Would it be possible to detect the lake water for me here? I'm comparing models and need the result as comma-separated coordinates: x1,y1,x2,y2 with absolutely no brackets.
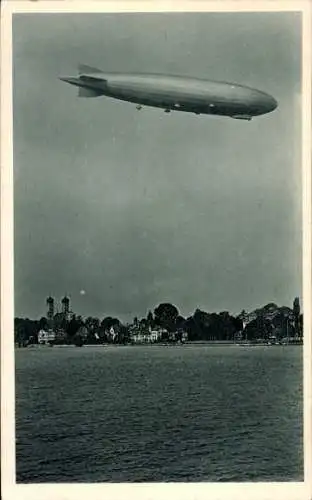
15,345,303,482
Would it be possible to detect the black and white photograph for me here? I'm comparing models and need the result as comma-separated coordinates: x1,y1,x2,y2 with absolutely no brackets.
1,1,311,499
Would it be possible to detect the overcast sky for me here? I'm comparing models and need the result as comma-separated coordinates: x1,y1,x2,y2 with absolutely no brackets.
13,11,302,322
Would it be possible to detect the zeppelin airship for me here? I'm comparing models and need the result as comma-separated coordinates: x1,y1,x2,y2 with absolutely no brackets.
59,64,278,121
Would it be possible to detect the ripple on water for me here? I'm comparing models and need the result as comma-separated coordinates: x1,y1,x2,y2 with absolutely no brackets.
15,345,303,482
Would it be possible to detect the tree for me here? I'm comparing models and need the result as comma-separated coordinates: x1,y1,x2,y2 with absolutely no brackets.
218,311,238,341
14,318,39,346
146,310,154,327
192,309,210,339
299,313,303,338
140,318,148,328
154,303,179,332
66,316,82,338
272,311,293,340
15,318,27,346
293,297,300,337
101,316,120,330
116,324,130,344
73,334,84,347
100,317,120,341
39,317,48,330
244,316,272,341
176,315,186,329
184,315,202,341
100,317,120,343
244,319,258,341
233,315,244,332
85,317,100,333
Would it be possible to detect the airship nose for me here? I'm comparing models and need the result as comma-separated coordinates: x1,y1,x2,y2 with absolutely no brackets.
261,93,278,113
252,91,278,116
267,95,278,111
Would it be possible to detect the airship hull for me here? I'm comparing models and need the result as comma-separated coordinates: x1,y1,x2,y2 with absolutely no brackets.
60,71,278,120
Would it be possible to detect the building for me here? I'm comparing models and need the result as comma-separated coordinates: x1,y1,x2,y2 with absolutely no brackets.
46,296,55,329
38,328,67,344
38,329,56,344
130,325,168,343
181,331,188,342
148,326,166,342
131,331,146,343
44,295,74,332
61,295,74,321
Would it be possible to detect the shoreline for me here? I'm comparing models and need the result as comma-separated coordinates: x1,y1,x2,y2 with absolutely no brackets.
17,341,303,349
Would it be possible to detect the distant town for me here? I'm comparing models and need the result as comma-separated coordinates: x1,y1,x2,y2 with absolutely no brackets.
14,296,303,347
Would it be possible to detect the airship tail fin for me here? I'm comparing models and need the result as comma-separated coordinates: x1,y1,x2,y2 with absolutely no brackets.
78,63,102,74
78,86,103,98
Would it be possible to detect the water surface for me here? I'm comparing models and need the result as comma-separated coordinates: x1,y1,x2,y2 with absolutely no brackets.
15,345,303,482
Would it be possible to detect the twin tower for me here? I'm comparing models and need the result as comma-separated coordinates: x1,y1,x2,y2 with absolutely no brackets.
46,295,71,323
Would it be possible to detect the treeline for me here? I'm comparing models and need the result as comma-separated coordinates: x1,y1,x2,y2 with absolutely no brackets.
14,315,129,347
14,299,303,347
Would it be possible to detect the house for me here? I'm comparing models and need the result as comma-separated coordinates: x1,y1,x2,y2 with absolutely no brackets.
38,329,56,344
131,331,146,343
148,326,163,342
181,331,188,342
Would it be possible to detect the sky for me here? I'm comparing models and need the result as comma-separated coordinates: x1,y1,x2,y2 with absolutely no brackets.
13,11,302,322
